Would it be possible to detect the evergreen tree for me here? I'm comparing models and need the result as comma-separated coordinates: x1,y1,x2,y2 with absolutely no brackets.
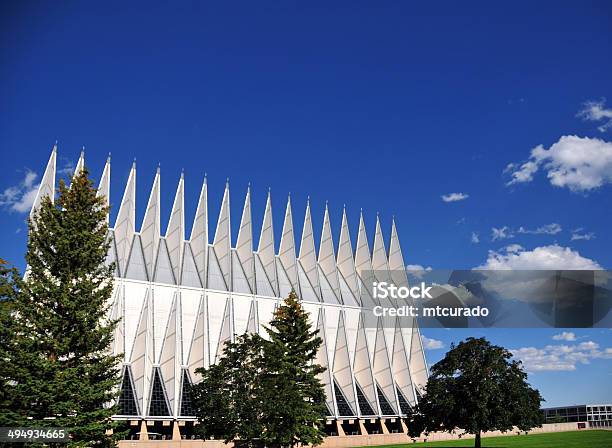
406,337,543,448
0,258,25,427
260,290,327,448
6,169,123,446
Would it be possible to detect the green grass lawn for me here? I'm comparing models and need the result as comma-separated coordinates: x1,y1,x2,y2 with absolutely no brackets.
361,430,612,447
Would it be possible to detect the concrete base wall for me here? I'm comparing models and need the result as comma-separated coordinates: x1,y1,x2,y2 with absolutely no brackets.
118,422,588,448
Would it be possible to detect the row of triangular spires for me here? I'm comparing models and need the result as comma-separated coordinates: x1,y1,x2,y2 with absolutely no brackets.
32,147,412,306
108,281,428,419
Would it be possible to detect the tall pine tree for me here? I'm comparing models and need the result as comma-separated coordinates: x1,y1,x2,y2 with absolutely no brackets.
0,258,25,427
8,168,123,446
260,290,327,448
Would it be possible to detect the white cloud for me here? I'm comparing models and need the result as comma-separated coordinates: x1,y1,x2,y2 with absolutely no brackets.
504,244,523,254
505,135,612,192
552,331,576,341
512,340,612,372
0,169,40,214
491,223,562,242
504,160,539,184
478,244,601,270
517,223,562,235
406,264,432,279
571,231,595,241
422,336,444,350
471,232,480,244
512,347,575,371
57,159,75,177
441,192,469,203
578,341,599,351
12,188,39,213
491,226,514,241
473,245,603,303
578,99,612,133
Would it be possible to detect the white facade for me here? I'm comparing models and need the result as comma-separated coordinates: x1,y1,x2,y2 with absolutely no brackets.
31,146,428,421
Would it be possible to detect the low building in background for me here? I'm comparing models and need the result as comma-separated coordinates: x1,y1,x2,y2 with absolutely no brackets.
542,404,612,428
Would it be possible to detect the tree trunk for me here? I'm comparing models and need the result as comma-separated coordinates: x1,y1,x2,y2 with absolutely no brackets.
474,431,481,448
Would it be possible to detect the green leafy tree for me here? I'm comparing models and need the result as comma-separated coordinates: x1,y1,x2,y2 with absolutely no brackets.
191,333,266,446
406,337,543,448
4,169,123,447
192,291,327,448
260,290,327,448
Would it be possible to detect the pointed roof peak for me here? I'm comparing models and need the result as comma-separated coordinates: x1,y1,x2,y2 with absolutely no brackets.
180,169,185,179
190,172,209,283
391,217,400,236
114,159,136,276
73,150,85,178
30,143,58,218
257,187,276,292
298,194,318,295
279,191,297,287
140,166,161,276
166,171,186,280
237,182,254,288
107,152,111,162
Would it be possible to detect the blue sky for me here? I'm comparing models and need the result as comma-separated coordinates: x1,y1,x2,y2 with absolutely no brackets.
1,1,611,407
